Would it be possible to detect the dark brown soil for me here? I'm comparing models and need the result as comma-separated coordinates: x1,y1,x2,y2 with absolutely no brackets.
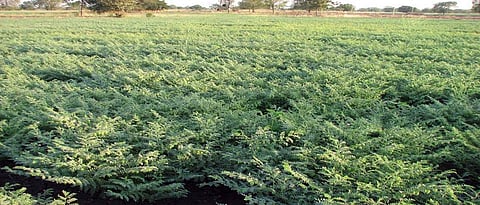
0,160,245,205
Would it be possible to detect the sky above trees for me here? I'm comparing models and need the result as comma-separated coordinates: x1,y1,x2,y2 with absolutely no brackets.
165,0,473,9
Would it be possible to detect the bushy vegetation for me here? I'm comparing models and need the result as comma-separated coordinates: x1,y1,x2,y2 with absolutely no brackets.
0,184,77,205
0,15,479,204
85,0,167,13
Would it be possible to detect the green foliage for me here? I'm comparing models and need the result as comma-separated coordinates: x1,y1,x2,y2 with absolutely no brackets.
50,191,78,205
188,4,205,10
263,0,287,13
433,1,458,14
0,184,78,205
334,3,355,11
86,0,137,13
138,0,167,11
397,5,417,13
294,0,333,12
0,184,37,205
0,16,479,204
238,0,267,12
474,3,480,13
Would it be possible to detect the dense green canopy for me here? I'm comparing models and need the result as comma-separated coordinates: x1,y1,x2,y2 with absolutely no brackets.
85,0,167,13
0,15,479,204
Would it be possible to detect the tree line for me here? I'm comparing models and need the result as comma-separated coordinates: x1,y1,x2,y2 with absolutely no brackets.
357,2,462,14
227,0,352,14
235,0,473,14
1,0,478,14
1,0,168,11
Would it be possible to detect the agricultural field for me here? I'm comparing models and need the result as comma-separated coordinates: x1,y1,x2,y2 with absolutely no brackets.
0,15,479,204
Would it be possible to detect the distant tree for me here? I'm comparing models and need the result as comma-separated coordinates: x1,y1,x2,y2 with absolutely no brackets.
382,7,395,12
474,4,480,13
335,3,354,11
138,0,167,10
65,0,81,9
219,0,234,12
264,0,286,13
238,0,248,9
295,0,333,15
433,1,457,14
189,4,205,10
451,9,469,13
20,0,36,9
397,5,417,13
86,0,137,13
421,8,433,13
34,0,62,10
239,0,265,12
358,7,381,12
0,0,20,8
209,4,219,10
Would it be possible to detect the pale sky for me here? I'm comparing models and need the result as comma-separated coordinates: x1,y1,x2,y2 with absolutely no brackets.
165,0,473,9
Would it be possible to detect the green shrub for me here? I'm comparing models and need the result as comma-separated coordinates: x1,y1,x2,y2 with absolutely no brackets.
0,184,78,205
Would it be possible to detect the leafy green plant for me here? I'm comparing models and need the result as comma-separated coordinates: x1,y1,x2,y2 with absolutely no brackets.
0,16,478,204
0,184,37,205
0,184,78,205
50,191,78,205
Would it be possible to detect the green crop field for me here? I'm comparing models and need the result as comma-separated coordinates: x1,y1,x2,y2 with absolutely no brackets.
0,15,479,204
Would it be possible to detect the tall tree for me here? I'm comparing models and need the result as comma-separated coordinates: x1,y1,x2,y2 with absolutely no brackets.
433,1,457,14
295,0,334,14
264,0,286,14
295,0,333,15
86,0,137,13
239,0,264,12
